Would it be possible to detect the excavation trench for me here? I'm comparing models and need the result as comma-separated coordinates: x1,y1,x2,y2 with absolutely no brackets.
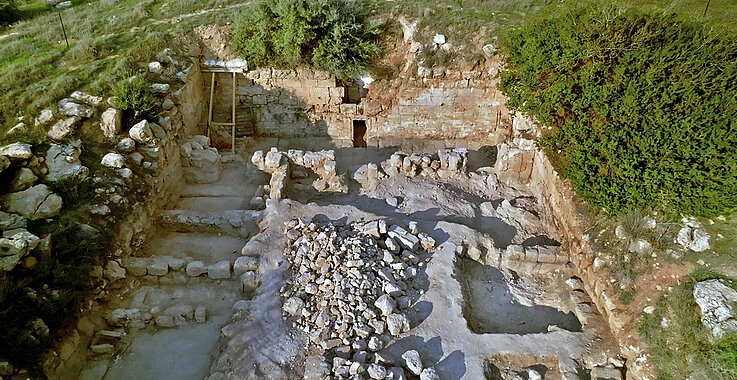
60,54,622,380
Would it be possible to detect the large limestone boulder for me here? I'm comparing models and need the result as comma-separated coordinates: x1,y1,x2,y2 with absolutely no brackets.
45,141,89,183
69,91,103,106
0,143,32,159
1,184,63,220
100,108,122,139
0,229,40,272
694,279,737,339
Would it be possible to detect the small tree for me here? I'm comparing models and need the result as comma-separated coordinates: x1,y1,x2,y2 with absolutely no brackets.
232,0,381,80
112,77,157,124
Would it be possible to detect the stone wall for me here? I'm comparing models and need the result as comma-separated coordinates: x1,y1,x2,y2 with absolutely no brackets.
208,65,512,148
496,114,651,379
49,64,206,378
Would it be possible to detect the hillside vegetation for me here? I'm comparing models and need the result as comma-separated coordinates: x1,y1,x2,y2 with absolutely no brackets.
231,0,381,80
500,7,737,218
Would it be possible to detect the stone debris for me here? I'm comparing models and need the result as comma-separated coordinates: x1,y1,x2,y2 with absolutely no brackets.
58,98,95,119
10,168,38,192
280,218,434,378
693,279,737,339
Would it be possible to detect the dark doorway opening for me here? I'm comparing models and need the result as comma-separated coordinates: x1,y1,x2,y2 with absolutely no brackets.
352,120,367,148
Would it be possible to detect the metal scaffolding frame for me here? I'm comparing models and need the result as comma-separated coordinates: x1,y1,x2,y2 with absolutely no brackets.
202,66,243,153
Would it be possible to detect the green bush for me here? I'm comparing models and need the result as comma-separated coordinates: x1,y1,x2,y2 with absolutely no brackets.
231,0,381,80
499,7,737,217
0,0,18,24
112,76,157,123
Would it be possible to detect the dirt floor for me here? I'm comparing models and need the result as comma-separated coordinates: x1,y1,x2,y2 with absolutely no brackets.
69,136,621,380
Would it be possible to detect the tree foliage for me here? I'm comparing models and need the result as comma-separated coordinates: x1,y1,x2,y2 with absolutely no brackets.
500,7,737,217
231,0,381,80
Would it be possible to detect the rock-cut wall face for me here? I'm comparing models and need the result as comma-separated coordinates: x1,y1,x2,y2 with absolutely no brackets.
208,64,513,147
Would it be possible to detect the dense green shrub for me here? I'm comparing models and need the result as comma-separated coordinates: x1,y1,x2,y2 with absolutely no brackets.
231,0,381,80
500,7,737,217
112,76,158,123
0,0,18,24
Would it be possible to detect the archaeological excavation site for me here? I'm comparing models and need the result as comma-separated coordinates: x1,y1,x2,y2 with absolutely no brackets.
1,1,736,380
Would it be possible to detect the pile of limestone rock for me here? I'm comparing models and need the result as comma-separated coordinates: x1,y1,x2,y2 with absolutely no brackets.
280,217,439,379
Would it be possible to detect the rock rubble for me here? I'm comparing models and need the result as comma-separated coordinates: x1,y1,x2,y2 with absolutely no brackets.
280,218,436,378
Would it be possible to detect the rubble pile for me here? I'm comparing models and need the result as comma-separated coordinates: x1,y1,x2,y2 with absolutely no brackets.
280,218,437,378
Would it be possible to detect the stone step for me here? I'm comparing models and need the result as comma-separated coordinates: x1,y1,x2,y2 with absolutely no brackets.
157,209,261,237
175,196,249,211
143,232,245,262
180,184,244,198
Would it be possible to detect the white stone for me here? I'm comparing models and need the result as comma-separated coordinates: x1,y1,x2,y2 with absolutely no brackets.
386,313,410,335
420,367,440,380
129,120,154,144
151,83,170,94
101,152,125,168
694,279,737,339
58,99,94,118
45,142,88,182
283,297,305,316
148,61,163,73
100,108,122,139
433,34,446,45
116,137,136,153
401,350,422,375
48,117,80,140
0,229,40,272
0,142,32,159
35,109,54,126
374,295,396,316
70,91,102,106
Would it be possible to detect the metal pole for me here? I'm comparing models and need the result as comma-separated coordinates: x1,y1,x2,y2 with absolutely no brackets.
58,12,69,48
704,0,711,16
232,71,236,154
207,72,215,140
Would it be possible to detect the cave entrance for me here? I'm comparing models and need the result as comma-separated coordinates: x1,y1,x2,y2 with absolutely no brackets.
352,120,367,148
